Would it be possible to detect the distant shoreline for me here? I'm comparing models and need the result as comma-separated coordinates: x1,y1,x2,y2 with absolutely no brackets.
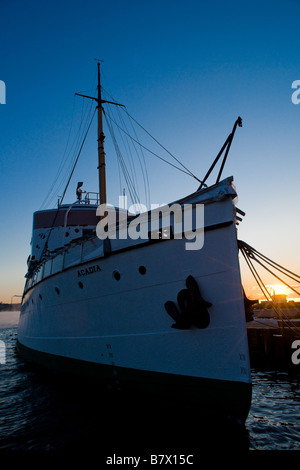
0,303,21,312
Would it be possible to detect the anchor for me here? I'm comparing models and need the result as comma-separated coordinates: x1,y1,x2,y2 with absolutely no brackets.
164,275,211,329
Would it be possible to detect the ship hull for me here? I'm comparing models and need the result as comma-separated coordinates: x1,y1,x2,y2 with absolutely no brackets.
17,180,252,423
17,340,251,423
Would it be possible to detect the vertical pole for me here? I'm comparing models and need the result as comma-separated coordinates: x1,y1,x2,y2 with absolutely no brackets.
97,62,107,205
216,116,242,184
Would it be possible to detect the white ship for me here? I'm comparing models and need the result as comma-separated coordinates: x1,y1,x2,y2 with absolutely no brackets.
17,63,252,423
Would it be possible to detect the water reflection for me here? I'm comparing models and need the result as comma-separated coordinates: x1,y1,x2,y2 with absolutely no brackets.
247,369,300,450
1,328,299,451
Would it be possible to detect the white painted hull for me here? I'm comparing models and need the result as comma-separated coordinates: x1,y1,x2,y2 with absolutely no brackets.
18,179,252,422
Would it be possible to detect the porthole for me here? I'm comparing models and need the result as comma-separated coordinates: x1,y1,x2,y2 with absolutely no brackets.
112,270,121,281
78,281,84,289
55,287,60,295
138,265,146,275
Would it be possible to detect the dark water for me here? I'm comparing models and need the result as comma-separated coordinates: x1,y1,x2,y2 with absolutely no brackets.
1,325,300,456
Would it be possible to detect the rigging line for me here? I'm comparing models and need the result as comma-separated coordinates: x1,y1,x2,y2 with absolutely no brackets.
115,106,145,198
267,299,300,336
53,100,95,203
249,255,300,298
241,250,268,300
123,108,202,184
47,96,88,208
242,254,300,336
103,110,140,206
59,107,96,206
240,248,272,300
40,94,77,210
107,110,122,197
240,240,300,280
250,318,279,330
104,101,150,207
107,105,140,199
100,85,202,184
248,245,300,282
240,240,300,292
251,251,300,285
42,96,95,209
119,106,151,208
62,98,94,179
240,245,272,299
105,113,199,179
240,246,300,335
63,100,93,170
104,109,136,202
41,95,90,208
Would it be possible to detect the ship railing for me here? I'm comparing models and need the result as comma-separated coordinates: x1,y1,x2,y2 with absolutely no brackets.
24,197,210,294
25,206,143,291
24,212,156,293
79,191,100,205
24,230,105,292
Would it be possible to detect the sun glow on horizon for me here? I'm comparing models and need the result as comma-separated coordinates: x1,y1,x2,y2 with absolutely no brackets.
243,282,300,302
268,284,292,297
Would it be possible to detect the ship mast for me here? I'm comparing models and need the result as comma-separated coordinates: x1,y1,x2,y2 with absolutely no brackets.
96,61,106,205
76,61,124,205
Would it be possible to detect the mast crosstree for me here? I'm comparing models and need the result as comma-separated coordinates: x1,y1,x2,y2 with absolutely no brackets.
75,61,124,205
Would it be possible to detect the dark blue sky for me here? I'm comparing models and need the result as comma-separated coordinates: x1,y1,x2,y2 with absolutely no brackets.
1,0,300,301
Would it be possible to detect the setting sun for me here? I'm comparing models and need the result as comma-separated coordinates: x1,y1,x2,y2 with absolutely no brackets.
268,284,292,297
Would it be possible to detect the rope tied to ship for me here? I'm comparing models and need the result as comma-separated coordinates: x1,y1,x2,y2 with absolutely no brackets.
238,240,300,337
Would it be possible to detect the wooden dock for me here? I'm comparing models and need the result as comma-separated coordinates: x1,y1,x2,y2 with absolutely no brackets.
247,319,300,369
